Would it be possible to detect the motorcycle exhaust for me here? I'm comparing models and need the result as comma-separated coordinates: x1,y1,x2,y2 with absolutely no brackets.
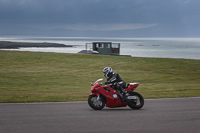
126,96,138,100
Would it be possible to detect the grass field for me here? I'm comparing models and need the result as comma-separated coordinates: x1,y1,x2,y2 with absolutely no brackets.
0,50,200,103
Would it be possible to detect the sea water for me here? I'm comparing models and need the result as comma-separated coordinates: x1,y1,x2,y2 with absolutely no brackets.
0,37,200,60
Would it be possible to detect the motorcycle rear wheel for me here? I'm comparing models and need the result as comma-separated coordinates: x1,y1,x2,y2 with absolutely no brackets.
88,95,105,110
127,92,144,109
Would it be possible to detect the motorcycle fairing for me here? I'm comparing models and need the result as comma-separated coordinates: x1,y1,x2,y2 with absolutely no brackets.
99,86,127,107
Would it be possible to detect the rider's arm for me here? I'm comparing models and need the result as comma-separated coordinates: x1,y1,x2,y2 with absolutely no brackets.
107,72,117,83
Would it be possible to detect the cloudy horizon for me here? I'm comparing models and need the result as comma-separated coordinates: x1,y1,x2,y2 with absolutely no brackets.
0,0,200,37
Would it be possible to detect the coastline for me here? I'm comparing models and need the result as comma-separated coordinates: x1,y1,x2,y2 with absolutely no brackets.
0,41,73,49
0,37,200,60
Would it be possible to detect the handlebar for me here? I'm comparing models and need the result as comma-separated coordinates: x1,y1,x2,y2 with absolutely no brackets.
102,83,113,86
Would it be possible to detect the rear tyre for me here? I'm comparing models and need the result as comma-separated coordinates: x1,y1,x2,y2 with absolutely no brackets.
128,92,144,109
88,95,105,110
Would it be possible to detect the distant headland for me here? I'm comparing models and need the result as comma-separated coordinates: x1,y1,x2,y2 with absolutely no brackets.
0,41,73,49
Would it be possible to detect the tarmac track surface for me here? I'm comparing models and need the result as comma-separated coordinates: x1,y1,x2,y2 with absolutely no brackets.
0,97,200,133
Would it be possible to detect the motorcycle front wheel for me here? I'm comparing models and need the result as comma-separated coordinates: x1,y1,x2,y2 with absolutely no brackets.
88,95,105,110
127,92,144,109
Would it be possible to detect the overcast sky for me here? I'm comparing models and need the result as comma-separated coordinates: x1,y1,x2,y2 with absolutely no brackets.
0,0,200,37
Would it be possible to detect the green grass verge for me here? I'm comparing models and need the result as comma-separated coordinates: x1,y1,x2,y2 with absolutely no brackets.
0,50,200,103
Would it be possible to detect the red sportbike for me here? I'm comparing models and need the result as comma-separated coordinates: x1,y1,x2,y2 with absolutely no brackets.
88,78,144,110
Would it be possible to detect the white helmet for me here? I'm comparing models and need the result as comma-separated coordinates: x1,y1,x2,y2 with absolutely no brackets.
103,67,112,78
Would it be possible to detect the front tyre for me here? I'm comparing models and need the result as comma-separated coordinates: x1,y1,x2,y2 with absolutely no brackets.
88,95,105,110
128,92,144,109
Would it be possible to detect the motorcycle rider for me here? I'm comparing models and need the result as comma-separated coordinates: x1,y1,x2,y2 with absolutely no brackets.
103,67,127,99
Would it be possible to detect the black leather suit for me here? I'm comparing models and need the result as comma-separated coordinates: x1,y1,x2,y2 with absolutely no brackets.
105,71,126,92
